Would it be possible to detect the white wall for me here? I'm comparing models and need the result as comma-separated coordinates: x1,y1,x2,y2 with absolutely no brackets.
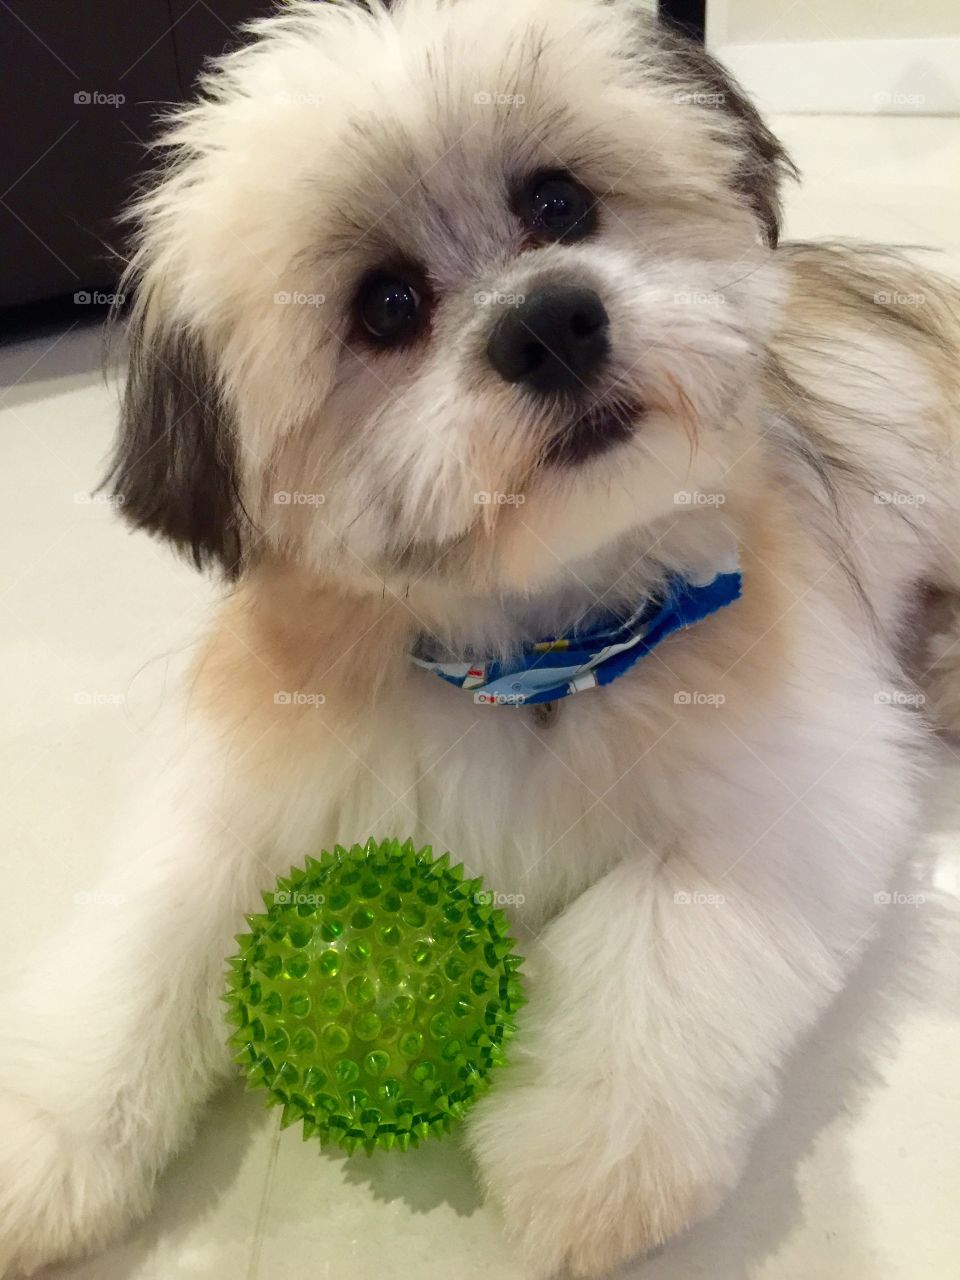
720,0,960,43
709,1,960,115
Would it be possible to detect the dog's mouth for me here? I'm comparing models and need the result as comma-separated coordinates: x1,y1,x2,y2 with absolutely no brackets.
542,396,643,467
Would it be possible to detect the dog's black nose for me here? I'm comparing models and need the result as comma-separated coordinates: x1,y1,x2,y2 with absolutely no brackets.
486,285,609,394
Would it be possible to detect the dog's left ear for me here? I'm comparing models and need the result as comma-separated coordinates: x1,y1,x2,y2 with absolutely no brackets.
105,289,247,578
653,23,797,246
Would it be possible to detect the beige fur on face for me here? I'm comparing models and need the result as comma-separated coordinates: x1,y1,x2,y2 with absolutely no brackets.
118,0,786,600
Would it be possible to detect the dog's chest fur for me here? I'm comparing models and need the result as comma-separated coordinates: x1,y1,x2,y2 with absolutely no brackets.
194,546,825,934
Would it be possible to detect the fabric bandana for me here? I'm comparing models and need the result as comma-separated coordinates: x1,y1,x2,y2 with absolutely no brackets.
411,557,742,707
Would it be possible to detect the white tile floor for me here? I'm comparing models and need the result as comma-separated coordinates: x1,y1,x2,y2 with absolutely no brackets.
1,115,959,1280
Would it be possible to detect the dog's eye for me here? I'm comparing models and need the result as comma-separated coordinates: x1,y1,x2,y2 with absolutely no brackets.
357,274,423,345
522,171,597,242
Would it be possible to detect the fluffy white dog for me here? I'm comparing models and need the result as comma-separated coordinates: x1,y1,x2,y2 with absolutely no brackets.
2,0,960,1275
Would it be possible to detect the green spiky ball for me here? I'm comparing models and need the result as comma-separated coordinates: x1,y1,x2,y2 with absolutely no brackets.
224,838,524,1154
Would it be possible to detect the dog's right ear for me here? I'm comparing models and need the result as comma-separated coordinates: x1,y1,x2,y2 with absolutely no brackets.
651,20,798,247
106,296,247,578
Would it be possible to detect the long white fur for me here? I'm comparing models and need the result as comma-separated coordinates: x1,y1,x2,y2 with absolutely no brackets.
2,1,960,1277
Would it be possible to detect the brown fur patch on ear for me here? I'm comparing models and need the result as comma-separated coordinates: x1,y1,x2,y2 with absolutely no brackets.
105,313,247,577
653,24,798,246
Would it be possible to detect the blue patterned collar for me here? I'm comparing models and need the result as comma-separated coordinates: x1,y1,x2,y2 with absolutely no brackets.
411,557,742,707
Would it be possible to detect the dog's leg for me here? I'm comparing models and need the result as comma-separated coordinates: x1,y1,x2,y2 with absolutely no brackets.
0,725,307,1277
466,701,919,1278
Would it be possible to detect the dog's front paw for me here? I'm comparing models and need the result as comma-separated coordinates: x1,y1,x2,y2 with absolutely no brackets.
466,1077,740,1279
0,1088,149,1278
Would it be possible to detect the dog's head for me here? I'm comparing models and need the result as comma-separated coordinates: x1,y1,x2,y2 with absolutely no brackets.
109,0,793,598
